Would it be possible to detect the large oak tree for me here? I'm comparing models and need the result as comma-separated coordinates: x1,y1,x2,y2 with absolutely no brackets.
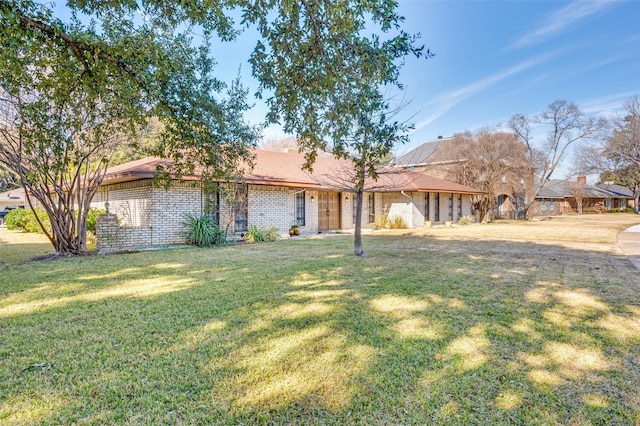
1,0,422,255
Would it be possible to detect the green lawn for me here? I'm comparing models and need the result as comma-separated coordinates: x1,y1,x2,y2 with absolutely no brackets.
1,215,640,425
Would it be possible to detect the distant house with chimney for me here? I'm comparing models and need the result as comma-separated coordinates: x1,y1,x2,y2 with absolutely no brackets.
532,176,633,216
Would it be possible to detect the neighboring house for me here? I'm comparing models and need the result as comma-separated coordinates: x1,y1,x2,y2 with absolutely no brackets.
93,149,484,250
394,136,533,220
531,177,634,216
596,182,635,210
0,188,25,224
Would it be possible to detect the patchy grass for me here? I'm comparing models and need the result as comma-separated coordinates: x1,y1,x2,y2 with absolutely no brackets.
0,228,55,265
1,214,640,425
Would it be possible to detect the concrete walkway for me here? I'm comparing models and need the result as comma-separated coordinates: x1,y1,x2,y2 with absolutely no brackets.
618,224,640,270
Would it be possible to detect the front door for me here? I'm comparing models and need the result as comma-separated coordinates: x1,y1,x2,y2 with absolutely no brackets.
317,191,340,230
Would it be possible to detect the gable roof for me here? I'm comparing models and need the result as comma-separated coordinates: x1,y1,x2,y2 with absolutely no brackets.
102,149,484,195
538,179,634,199
394,137,456,166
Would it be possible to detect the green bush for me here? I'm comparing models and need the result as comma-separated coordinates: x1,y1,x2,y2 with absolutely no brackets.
246,225,280,243
4,208,28,230
86,208,106,233
244,224,265,243
182,213,226,247
5,207,50,233
23,207,50,233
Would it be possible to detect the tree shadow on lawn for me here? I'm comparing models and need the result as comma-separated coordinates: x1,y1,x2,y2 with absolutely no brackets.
1,235,640,425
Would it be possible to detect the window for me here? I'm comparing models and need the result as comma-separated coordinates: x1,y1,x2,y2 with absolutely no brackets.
203,183,219,225
424,192,430,222
540,199,547,212
550,199,555,211
296,191,305,226
448,193,454,220
434,193,440,222
457,194,463,218
234,184,248,232
368,193,375,223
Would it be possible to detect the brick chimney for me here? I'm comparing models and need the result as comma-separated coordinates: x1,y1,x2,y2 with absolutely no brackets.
577,176,587,185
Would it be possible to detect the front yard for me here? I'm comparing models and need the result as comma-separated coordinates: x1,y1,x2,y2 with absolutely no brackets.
1,214,640,425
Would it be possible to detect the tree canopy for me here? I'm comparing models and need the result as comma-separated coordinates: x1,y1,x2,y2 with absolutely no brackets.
1,0,426,255
0,0,259,253
246,0,429,255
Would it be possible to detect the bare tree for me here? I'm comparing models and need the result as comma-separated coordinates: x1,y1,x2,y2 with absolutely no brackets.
574,95,640,212
448,129,531,222
605,96,640,211
569,179,586,214
510,99,607,218
260,137,300,152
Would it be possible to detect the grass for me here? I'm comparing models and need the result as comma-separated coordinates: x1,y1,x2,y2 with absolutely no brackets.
1,214,640,425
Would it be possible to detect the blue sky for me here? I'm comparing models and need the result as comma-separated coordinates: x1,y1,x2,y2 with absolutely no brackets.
208,0,639,166
50,0,639,171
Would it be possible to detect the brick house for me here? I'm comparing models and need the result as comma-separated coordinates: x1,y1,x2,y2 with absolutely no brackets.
394,136,533,220
93,149,483,250
531,177,634,216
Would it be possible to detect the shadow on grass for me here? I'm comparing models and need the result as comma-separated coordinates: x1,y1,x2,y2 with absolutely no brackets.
1,235,639,424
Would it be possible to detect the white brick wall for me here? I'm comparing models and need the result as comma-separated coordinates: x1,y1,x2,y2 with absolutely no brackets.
247,185,292,235
95,178,477,250
151,183,202,245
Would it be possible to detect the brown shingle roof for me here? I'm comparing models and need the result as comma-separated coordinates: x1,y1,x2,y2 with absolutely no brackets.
102,149,484,194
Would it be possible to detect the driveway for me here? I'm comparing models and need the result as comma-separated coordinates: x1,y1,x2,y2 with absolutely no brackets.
618,224,640,270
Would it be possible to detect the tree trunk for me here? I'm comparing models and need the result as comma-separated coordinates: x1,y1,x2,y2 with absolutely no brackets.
353,189,364,256
353,157,366,257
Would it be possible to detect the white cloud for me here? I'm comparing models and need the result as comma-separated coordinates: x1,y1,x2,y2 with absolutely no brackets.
411,54,552,134
581,92,635,117
506,0,620,50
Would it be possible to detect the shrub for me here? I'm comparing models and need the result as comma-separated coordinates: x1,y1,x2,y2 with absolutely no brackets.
608,208,634,213
5,208,28,230
374,214,389,229
387,215,407,229
23,207,50,234
245,224,266,243
182,213,226,247
246,225,280,243
5,207,50,233
457,215,475,225
86,208,106,233
265,227,280,242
